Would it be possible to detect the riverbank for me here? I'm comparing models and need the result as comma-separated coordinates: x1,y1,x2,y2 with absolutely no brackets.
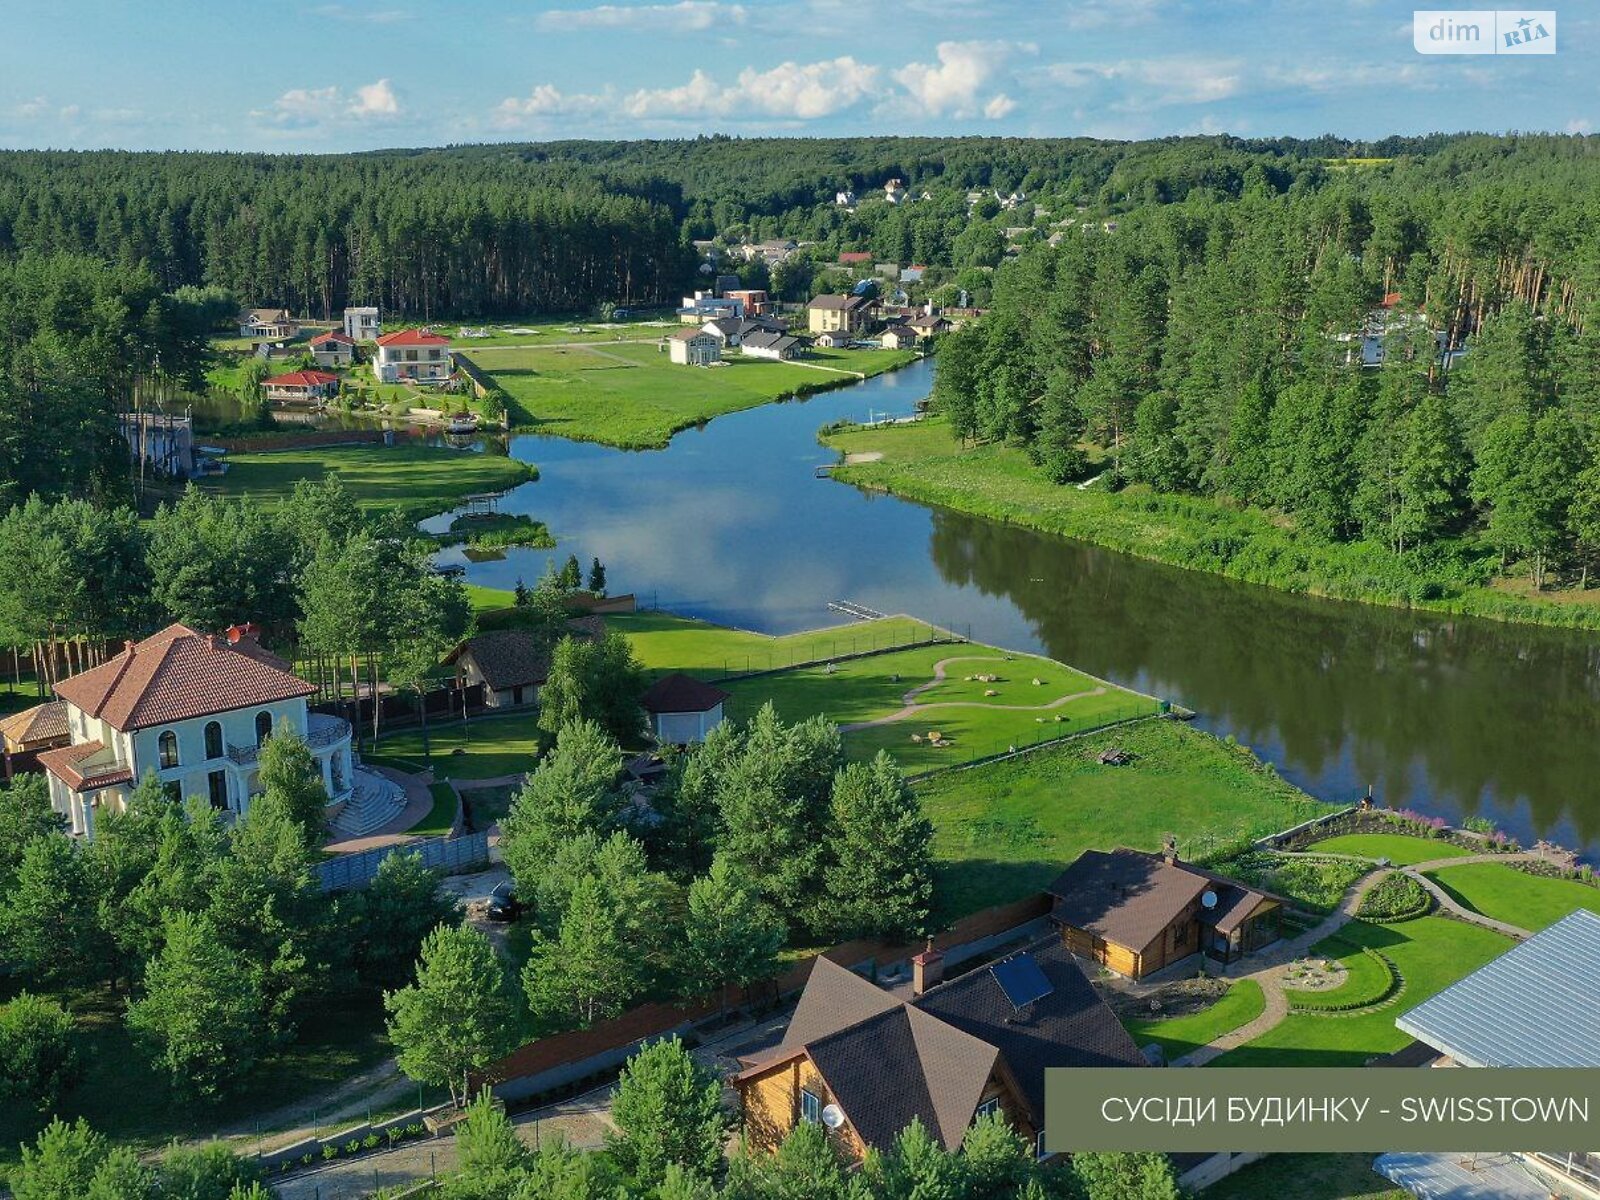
462,343,917,449
823,416,1600,632
203,444,538,523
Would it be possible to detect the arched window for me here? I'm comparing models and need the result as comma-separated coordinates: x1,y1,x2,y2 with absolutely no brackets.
158,730,179,770
204,720,223,760
255,711,274,747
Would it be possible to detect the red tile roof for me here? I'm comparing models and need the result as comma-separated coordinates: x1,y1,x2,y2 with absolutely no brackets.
52,623,314,732
376,328,449,347
264,369,339,387
310,331,354,345
36,741,133,794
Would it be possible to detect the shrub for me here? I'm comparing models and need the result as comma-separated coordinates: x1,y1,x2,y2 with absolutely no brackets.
1356,872,1432,922
1216,852,1369,913
345,1139,362,1155
363,1133,382,1150
322,1145,338,1161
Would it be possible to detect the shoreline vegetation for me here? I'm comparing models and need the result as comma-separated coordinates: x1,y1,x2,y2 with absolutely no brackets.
822,416,1600,632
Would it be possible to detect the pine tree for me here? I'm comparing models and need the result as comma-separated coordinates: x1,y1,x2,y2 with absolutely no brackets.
385,924,515,1105
685,857,784,1015
607,1038,730,1188
822,753,934,941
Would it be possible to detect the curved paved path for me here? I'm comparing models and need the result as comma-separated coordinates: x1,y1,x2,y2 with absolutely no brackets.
1169,851,1539,1065
837,654,1108,731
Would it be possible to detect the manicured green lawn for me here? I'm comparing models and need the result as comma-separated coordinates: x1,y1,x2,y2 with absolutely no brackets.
203,445,537,521
611,611,947,679
461,342,914,448
1124,980,1265,1061
1284,934,1396,1011
405,781,460,838
0,991,390,1173
1425,862,1600,930
1212,916,1513,1067
1308,833,1471,864
717,643,1158,772
1207,1154,1408,1200
371,712,541,781
914,720,1329,919
466,583,518,613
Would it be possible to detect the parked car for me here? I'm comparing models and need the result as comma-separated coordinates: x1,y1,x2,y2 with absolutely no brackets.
485,881,520,922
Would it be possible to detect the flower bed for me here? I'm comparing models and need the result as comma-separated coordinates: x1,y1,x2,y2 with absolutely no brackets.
1275,807,1520,856
1286,938,1401,1013
1355,872,1433,923
1213,852,1369,913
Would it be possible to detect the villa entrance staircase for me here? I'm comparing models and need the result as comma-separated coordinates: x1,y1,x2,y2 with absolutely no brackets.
328,768,408,840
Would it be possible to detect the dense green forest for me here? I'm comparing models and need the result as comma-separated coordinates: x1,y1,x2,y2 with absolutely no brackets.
931,134,1600,604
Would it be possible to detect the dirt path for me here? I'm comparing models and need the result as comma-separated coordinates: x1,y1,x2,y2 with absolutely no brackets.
837,654,1107,731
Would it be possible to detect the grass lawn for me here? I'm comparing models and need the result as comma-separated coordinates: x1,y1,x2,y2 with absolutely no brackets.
1425,862,1600,930
610,611,948,679
1211,915,1513,1067
823,415,1600,631
466,583,518,613
1308,833,1472,864
461,342,915,448
718,643,1158,772
203,445,537,522
913,720,1329,920
1284,934,1396,1011
0,991,390,1174
371,712,541,781
1206,1154,1407,1200
404,781,460,838
1124,980,1265,1061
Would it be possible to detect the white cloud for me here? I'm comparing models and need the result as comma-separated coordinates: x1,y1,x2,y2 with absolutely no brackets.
892,41,1026,119
536,2,746,32
496,57,877,127
254,79,402,129
351,78,401,117
1045,58,1242,109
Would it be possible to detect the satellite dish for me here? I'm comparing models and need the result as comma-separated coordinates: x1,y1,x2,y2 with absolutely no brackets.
821,1104,845,1130
1201,889,1218,910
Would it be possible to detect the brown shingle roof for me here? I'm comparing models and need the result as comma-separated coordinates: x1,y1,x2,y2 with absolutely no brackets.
1046,850,1208,954
52,623,314,733
0,700,69,748
445,629,551,691
641,673,730,714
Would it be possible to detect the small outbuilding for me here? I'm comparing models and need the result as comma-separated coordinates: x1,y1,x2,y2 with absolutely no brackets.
880,324,918,350
641,673,729,744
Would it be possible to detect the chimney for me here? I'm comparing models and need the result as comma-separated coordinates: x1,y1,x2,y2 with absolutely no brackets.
912,942,945,996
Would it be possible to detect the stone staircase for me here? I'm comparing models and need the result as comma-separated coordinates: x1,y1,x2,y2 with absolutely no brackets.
328,768,408,840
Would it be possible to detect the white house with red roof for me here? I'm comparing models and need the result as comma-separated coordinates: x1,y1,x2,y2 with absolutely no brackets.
374,328,452,384
264,369,340,404
38,623,357,839
309,330,356,368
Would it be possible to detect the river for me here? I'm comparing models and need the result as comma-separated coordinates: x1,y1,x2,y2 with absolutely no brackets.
252,358,1600,857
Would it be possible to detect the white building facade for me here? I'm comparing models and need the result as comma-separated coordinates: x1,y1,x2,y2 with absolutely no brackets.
374,329,452,383
41,624,354,839
344,306,382,341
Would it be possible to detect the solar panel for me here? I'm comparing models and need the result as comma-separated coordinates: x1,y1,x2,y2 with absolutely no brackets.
991,954,1054,1010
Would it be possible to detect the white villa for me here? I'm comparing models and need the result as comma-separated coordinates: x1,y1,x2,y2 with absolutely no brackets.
667,326,721,366
40,623,356,839
374,328,452,384
343,305,382,341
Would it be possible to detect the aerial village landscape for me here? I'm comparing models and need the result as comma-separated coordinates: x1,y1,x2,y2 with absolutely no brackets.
3,5,1600,1200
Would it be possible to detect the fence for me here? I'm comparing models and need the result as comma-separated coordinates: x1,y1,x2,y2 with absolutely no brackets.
317,829,490,892
310,682,487,735
474,891,1052,1105
904,703,1164,781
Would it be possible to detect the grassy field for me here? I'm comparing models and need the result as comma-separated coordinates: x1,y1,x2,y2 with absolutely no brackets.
913,720,1329,919
370,711,541,780
608,611,949,679
461,341,915,448
406,781,460,838
1212,915,1513,1067
1308,833,1472,864
1207,1154,1407,1200
203,445,537,521
718,643,1158,772
824,415,1600,631
1425,862,1600,930
0,990,389,1174
1123,980,1265,1061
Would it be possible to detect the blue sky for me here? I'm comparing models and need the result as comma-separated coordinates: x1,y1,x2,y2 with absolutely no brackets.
3,1,1596,151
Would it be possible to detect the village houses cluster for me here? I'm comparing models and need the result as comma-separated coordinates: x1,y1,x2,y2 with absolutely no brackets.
239,303,459,406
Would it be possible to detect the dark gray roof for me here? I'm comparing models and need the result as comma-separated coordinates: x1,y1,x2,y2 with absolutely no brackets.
1396,909,1600,1068
742,330,801,354
640,672,730,714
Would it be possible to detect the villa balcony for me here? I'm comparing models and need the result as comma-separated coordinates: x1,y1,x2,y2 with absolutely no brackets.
228,714,352,765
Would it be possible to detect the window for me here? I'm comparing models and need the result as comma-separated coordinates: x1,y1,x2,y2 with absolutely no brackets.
975,1097,1001,1122
800,1089,822,1125
204,720,223,759
158,730,179,769
207,770,228,810
255,711,273,747
162,781,182,804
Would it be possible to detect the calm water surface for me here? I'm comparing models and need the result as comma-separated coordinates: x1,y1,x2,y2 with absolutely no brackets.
397,358,1599,856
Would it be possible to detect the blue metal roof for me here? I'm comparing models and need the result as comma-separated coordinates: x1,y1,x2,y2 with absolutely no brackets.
1396,909,1600,1068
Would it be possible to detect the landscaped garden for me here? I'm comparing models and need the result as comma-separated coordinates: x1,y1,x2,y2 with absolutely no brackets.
913,720,1330,919
369,711,541,781
459,341,915,448
1283,934,1399,1012
203,444,537,522
1122,980,1265,1062
718,643,1159,772
1425,861,1600,930
1213,852,1371,913
1308,833,1473,864
1211,915,1513,1067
